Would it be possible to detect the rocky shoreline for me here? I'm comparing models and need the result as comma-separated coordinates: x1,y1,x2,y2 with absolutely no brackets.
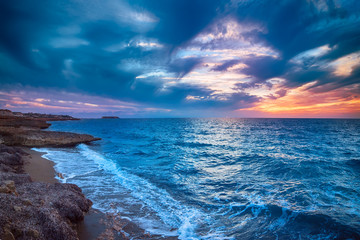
0,110,177,240
0,110,100,147
0,144,92,240
0,110,98,240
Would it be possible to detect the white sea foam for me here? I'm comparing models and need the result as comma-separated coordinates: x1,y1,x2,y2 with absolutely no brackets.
77,144,204,239
33,145,227,239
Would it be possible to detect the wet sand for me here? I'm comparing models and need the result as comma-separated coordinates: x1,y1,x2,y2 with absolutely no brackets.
22,147,176,240
22,148,58,183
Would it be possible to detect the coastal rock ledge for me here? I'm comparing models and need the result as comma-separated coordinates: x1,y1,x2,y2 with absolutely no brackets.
0,144,92,240
0,129,101,147
0,109,100,147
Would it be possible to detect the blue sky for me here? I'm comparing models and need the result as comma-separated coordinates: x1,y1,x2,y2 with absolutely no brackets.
0,0,359,117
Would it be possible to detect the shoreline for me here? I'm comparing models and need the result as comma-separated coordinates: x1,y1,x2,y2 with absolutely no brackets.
24,147,109,240
27,147,172,240
0,109,177,239
22,148,58,184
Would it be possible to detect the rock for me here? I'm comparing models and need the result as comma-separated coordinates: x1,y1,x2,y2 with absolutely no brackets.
0,109,79,121
0,180,16,194
22,199,32,206
0,185,10,193
0,109,99,147
0,144,92,240
0,163,16,173
0,117,51,130
0,129,101,147
0,151,24,166
28,229,40,238
4,180,15,192
0,111,98,240
0,109,14,117
2,229,15,240
0,172,32,185
21,111,79,121
0,182,92,240
13,206,22,212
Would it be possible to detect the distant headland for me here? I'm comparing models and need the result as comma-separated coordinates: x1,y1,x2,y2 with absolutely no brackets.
0,109,100,147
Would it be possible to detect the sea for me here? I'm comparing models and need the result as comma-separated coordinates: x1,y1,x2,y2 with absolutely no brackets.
33,118,360,239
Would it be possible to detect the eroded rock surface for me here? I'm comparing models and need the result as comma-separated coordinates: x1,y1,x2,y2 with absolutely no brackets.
0,144,92,240
0,109,100,147
0,128,101,147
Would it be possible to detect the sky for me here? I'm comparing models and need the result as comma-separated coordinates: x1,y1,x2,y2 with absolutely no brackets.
0,0,359,118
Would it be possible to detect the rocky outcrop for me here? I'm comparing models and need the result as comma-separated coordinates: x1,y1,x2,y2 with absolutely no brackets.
0,111,99,239
0,109,100,147
0,144,92,240
0,109,79,121
0,128,101,147
0,118,51,130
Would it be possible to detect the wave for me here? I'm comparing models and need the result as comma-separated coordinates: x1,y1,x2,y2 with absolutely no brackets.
76,144,226,239
175,141,213,148
34,118,360,239
216,201,360,239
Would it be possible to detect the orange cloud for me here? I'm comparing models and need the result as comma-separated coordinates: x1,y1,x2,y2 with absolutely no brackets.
237,82,360,118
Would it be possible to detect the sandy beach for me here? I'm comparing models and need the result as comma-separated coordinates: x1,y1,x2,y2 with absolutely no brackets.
22,147,165,240
22,148,58,184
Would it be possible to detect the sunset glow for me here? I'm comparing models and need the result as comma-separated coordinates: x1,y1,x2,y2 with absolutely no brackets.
0,0,359,118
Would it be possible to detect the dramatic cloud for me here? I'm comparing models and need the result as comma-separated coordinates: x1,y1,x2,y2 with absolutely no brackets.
0,0,359,117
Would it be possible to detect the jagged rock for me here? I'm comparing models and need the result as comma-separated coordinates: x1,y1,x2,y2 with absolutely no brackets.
0,151,24,166
13,206,22,212
0,144,27,155
4,180,15,192
0,110,99,239
0,180,16,194
0,185,10,193
0,182,92,240
2,229,15,240
0,144,93,240
0,163,16,173
0,172,32,184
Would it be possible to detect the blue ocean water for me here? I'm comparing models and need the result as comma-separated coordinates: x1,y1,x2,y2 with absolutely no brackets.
34,118,360,239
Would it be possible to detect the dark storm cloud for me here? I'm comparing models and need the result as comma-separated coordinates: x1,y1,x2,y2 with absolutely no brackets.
0,1,67,68
241,56,287,82
228,0,360,91
132,0,227,45
233,0,360,60
0,0,359,114
168,57,204,78
182,91,260,110
0,0,229,108
308,64,360,92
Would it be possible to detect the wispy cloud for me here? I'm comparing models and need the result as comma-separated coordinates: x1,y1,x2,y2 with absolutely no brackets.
0,0,359,117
